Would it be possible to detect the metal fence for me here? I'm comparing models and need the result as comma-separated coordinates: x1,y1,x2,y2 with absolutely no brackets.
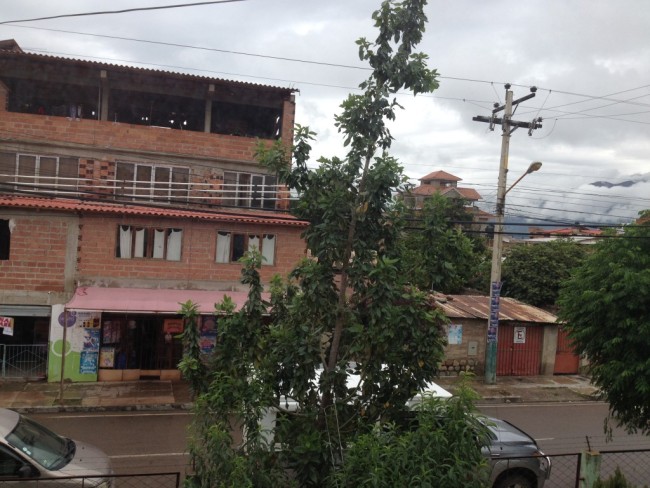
502,449,650,487
0,471,181,487
0,344,48,378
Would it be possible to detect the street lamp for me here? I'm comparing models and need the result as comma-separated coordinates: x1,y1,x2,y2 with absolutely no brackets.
484,161,542,385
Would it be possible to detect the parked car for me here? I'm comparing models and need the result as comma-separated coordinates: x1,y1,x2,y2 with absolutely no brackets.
485,416,551,488
259,367,550,488
0,408,113,486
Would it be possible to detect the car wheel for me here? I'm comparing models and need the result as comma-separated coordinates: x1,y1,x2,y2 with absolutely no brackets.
493,472,535,488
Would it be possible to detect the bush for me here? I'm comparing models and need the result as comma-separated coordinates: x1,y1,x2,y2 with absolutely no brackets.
594,467,647,488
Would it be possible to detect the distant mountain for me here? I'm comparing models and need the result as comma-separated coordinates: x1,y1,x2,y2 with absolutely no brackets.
591,180,637,188
590,174,648,188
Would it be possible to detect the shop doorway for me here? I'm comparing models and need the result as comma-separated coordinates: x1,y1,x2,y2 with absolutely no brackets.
0,314,49,379
99,314,183,380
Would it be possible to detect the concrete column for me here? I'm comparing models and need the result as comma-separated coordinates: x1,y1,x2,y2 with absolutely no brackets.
579,451,601,488
540,324,559,375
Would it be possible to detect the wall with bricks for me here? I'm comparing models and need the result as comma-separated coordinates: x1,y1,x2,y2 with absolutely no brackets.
77,214,306,290
0,85,294,166
0,213,72,293
439,318,486,376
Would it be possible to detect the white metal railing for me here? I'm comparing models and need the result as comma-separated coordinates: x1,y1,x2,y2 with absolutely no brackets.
0,174,298,207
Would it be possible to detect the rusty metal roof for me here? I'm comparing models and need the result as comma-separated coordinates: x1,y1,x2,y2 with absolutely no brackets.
0,195,308,228
434,294,557,323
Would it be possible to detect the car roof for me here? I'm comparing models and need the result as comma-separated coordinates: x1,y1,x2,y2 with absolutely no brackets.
0,408,20,438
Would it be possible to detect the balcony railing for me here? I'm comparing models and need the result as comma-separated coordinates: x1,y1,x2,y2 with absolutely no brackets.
0,174,296,211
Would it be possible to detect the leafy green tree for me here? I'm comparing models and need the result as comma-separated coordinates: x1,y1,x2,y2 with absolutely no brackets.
557,212,650,434
399,193,487,293
501,240,588,308
179,1,488,486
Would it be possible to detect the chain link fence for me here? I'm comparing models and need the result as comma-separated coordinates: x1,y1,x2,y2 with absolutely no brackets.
501,449,650,488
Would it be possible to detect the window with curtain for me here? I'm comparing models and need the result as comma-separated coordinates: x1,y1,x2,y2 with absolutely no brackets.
116,225,183,261
216,231,275,265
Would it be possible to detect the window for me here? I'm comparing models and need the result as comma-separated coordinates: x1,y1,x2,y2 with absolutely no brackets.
223,171,277,209
0,220,9,260
116,225,183,261
114,162,190,203
216,231,275,265
0,152,78,194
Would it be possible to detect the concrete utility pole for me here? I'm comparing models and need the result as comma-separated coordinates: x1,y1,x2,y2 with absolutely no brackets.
473,84,543,385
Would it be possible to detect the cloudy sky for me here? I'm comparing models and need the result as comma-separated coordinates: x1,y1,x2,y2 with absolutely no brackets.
2,0,649,226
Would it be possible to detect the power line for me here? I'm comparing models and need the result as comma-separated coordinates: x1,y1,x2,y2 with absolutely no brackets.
0,1,246,25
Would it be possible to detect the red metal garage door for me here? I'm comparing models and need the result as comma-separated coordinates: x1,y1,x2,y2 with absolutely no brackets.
497,323,543,376
554,326,580,374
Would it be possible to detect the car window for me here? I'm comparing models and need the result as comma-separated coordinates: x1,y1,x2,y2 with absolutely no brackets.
0,445,27,477
6,415,70,470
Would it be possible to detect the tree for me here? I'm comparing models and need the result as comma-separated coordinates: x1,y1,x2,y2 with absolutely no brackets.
399,193,487,294
501,240,588,309
557,211,650,434
179,1,490,486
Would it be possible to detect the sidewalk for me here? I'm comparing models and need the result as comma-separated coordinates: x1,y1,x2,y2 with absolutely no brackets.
0,374,600,413
436,374,600,404
0,380,193,413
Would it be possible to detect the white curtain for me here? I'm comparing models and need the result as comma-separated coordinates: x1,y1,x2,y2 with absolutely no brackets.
134,227,146,258
119,225,132,258
216,231,231,263
153,228,165,259
167,228,182,261
248,234,260,252
262,234,275,265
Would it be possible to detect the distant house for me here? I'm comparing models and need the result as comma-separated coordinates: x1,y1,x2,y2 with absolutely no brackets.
515,226,603,245
402,170,492,232
433,294,578,377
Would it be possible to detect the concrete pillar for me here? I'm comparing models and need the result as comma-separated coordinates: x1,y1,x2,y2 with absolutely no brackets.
540,324,558,375
579,451,601,488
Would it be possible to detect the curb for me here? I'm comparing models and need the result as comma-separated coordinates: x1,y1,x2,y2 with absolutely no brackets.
10,402,194,415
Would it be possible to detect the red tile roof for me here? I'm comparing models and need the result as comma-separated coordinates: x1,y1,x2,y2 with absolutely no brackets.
419,170,461,182
529,227,602,237
0,195,308,227
411,185,481,201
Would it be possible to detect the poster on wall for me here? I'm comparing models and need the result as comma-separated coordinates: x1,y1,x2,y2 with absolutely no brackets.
99,347,115,368
0,316,14,336
447,323,463,345
80,351,99,374
49,308,102,382
514,326,526,344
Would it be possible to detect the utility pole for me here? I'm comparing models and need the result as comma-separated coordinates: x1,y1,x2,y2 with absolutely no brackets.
473,84,543,385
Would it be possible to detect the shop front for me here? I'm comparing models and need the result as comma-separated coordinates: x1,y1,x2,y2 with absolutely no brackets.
0,305,50,379
48,287,251,383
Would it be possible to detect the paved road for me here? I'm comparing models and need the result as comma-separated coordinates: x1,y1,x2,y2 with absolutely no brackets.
29,403,650,486
31,410,192,476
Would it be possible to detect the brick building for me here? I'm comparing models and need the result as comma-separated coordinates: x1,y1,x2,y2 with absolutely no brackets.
0,40,307,382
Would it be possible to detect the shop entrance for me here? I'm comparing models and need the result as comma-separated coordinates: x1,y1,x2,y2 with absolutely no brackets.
99,314,183,381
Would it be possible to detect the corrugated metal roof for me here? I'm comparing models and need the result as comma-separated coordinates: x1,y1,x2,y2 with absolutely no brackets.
0,42,296,95
434,294,557,323
0,195,307,227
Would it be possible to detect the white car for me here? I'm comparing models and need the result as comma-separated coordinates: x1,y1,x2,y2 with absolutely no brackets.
0,408,113,486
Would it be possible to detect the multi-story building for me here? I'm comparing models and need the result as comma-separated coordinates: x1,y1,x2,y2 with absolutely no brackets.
0,39,307,382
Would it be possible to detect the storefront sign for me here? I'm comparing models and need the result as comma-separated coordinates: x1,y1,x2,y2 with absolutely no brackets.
164,318,184,334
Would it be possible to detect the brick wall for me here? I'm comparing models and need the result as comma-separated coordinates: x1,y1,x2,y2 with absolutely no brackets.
0,215,70,292
77,215,306,286
0,87,293,163
440,318,486,376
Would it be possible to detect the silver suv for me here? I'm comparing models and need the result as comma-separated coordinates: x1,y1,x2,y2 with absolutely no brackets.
485,416,551,488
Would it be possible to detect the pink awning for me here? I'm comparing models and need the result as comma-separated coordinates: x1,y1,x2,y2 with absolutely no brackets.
66,286,261,314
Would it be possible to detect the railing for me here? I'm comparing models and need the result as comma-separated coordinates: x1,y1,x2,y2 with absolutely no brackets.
2,471,181,487
0,174,297,210
0,344,47,378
